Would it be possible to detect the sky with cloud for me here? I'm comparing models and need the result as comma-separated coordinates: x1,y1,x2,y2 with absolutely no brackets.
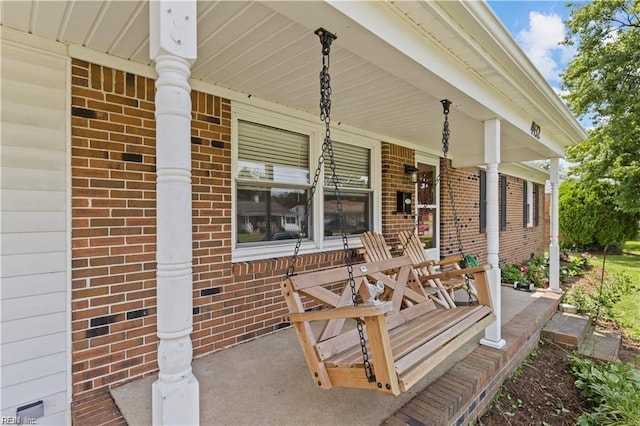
487,1,580,94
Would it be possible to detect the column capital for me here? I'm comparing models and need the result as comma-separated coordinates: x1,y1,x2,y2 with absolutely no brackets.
483,118,501,164
549,157,561,183
150,0,197,62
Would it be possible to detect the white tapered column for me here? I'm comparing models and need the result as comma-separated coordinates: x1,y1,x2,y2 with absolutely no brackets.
150,2,199,424
548,158,562,293
480,119,506,349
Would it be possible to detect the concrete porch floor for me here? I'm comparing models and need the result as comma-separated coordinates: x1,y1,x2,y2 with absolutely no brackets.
111,287,561,425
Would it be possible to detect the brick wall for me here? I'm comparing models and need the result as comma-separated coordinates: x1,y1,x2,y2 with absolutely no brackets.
497,176,546,265
381,143,415,252
376,144,547,266
439,163,547,266
70,60,356,400
71,60,159,398
439,161,488,263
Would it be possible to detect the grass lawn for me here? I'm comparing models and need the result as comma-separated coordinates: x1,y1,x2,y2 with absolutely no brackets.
594,240,640,280
589,240,640,339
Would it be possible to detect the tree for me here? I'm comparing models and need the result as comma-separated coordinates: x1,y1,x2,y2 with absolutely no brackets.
559,179,639,250
562,0,640,213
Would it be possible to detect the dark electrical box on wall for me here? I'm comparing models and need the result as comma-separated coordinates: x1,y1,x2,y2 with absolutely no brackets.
397,191,413,214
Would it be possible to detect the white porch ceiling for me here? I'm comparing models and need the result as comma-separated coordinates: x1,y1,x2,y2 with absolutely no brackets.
0,0,586,167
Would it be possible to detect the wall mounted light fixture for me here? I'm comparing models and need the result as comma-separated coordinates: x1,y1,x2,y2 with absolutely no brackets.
404,164,419,184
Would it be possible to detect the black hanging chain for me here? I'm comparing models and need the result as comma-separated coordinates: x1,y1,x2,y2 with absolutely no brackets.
440,99,474,305
285,33,335,279
316,28,375,383
285,140,327,278
440,100,463,257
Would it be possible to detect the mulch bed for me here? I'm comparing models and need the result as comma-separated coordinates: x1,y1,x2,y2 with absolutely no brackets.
478,338,591,425
479,269,640,425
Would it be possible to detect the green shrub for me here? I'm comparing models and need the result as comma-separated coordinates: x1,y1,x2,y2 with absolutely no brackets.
592,272,638,321
559,179,640,250
564,285,595,314
570,355,640,425
565,271,639,323
522,256,548,287
501,252,594,288
501,263,524,284
500,255,554,288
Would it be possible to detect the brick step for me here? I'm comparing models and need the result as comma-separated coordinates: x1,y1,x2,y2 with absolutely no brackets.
542,311,622,362
541,312,590,349
577,325,621,362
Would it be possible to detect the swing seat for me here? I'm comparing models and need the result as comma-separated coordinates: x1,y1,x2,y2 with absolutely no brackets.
281,256,495,395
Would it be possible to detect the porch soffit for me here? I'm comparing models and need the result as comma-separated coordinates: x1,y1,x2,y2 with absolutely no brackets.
0,0,585,167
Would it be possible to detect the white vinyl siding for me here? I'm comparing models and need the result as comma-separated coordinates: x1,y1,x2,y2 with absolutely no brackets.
1,41,70,425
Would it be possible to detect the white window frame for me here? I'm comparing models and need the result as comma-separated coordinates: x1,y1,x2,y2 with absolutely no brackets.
525,180,534,228
231,102,381,262
414,153,440,261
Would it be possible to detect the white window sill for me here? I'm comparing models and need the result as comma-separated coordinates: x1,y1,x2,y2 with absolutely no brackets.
232,236,364,263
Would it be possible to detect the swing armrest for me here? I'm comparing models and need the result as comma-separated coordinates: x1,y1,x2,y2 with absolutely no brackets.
420,264,493,308
413,256,463,269
419,264,488,282
435,256,464,266
288,302,393,323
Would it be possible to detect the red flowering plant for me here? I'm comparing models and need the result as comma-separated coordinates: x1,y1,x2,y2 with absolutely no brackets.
559,250,594,280
500,255,549,288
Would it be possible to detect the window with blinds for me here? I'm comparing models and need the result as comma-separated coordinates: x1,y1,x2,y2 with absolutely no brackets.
235,120,375,248
237,120,309,184
323,141,370,189
323,140,372,236
236,121,310,245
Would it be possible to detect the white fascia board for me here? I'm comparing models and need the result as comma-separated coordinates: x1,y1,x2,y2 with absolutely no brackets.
499,163,549,185
323,1,582,153
443,1,587,143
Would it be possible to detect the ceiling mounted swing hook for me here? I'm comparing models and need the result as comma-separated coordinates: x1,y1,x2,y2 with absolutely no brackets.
441,99,452,115
315,27,337,55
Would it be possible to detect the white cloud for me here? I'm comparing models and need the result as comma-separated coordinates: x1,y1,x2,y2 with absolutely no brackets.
517,11,569,82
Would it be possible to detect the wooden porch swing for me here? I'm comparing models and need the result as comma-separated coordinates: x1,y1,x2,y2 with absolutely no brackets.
281,28,496,395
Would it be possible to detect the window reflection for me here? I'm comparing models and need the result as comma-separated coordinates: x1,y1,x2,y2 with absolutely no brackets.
236,187,309,244
418,207,436,249
418,164,436,205
417,163,437,250
323,193,371,236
